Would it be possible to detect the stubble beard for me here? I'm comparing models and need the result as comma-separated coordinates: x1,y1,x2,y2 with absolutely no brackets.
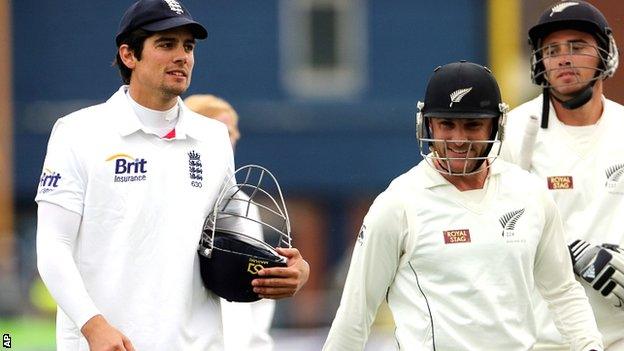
433,142,489,175
549,81,588,101
161,80,190,100
547,67,597,99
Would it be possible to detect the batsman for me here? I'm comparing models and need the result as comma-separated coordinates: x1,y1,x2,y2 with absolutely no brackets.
500,1,624,349
324,61,603,351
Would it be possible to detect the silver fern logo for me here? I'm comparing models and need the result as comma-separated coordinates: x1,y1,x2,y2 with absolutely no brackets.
499,208,525,237
550,2,578,17
605,163,624,192
449,87,472,107
606,163,624,182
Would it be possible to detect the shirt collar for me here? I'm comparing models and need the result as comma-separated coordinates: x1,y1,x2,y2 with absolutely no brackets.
177,102,207,140
419,156,506,189
108,85,206,141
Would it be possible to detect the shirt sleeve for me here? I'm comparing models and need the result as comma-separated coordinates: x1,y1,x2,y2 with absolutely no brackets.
323,190,407,351
533,189,603,351
221,298,275,351
36,201,101,329
221,192,275,351
35,117,98,329
35,118,87,215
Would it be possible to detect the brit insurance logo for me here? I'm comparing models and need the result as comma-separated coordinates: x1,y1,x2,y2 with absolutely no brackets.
188,150,203,188
499,208,525,241
38,168,62,194
106,153,148,183
605,163,624,193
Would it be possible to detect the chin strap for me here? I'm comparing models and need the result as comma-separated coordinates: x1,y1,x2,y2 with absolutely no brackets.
541,89,550,129
553,83,594,110
433,150,489,176
542,81,596,129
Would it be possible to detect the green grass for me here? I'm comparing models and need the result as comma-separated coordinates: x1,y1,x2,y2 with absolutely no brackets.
0,317,55,351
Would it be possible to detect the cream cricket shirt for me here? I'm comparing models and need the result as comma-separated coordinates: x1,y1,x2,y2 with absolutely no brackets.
36,86,234,351
502,95,624,349
323,160,601,351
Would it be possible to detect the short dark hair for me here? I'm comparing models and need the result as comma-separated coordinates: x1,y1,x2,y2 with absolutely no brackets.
113,29,152,84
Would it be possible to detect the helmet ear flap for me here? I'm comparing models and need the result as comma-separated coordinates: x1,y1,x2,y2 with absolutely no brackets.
604,33,619,78
497,102,509,142
416,101,425,140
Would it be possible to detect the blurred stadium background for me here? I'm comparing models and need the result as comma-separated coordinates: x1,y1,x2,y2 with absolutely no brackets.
0,0,622,350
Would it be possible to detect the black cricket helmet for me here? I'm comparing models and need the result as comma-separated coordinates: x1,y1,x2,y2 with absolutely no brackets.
416,61,508,175
198,165,291,302
529,1,619,86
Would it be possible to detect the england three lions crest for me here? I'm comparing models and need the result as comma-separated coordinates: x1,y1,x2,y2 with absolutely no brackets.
188,150,203,188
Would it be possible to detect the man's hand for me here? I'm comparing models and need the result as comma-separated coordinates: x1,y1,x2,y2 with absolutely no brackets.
81,315,135,351
252,247,310,299
569,240,624,310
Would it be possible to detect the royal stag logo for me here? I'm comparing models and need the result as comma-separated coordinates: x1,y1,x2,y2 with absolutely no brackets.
449,87,472,107
499,208,525,237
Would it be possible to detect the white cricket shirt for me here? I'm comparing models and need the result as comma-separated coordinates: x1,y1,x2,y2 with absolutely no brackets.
36,86,234,351
323,160,602,351
502,95,624,349
221,198,275,351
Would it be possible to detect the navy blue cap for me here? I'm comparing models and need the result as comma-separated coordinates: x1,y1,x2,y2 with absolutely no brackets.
116,0,208,46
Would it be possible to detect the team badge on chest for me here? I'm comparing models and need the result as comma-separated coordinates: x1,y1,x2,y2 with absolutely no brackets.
188,150,203,188
499,208,525,241
605,163,624,194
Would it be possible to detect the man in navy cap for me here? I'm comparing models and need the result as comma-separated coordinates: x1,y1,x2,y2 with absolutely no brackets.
35,1,310,350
